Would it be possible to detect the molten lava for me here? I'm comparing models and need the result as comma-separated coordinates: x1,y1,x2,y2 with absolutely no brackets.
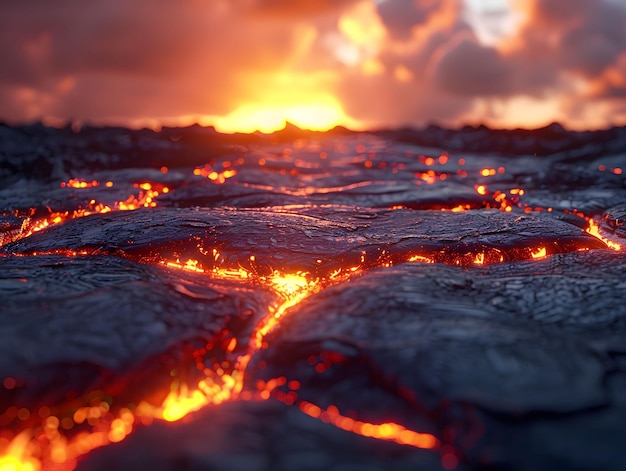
298,401,438,450
585,218,621,251
1,182,170,248
1,142,623,471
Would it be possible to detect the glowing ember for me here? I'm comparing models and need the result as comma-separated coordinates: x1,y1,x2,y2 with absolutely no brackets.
268,272,311,298
450,204,471,212
0,431,40,471
531,247,547,259
408,255,434,264
61,178,99,189
164,258,205,273
193,165,239,184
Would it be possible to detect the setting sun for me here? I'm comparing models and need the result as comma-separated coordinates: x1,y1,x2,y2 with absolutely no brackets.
208,96,346,134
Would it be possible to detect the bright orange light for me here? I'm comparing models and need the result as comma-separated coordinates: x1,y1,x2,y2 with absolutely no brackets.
450,204,470,212
269,272,311,298
160,383,212,422
0,431,40,471
531,247,547,259
210,97,347,134
586,218,621,251
408,254,434,263
165,259,205,273
298,401,439,450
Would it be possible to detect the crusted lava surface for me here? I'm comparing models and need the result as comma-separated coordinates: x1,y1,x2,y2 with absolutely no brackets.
1,122,626,471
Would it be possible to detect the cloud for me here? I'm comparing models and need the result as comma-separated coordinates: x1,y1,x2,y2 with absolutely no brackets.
0,0,322,124
375,0,441,39
250,0,359,18
0,0,624,130
431,35,513,96
514,0,626,78
336,0,626,128
334,0,481,127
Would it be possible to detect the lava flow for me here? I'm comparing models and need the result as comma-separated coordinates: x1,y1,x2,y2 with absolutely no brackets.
1,131,624,471
0,181,169,248
0,250,439,471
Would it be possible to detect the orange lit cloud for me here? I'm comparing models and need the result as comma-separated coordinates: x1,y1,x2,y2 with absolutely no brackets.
0,0,624,131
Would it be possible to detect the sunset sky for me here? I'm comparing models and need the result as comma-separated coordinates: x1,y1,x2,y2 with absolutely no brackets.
1,0,625,132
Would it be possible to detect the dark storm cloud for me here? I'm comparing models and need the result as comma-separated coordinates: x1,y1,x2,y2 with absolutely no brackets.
432,37,513,96
375,0,441,39
521,0,626,78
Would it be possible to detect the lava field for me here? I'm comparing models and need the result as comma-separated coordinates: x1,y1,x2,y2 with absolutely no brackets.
1,122,625,471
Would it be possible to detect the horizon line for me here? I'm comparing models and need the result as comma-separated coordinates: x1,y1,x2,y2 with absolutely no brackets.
2,118,625,135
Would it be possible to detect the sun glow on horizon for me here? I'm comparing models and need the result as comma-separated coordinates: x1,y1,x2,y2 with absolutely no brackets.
206,96,349,134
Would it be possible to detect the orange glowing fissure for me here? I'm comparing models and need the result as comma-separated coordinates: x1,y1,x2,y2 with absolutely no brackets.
0,250,435,470
585,217,621,251
2,167,623,470
298,401,438,450
0,181,170,249
138,257,442,456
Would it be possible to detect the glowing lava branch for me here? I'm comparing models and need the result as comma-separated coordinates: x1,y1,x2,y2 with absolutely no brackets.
531,247,547,259
0,263,325,470
565,210,622,251
472,182,622,253
1,181,170,248
585,218,621,251
153,258,445,460
117,260,325,427
298,401,439,450
252,272,320,350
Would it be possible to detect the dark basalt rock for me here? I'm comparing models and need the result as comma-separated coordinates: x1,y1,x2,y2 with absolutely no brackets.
253,252,626,470
0,254,277,413
1,208,606,276
1,123,626,471
79,400,453,471
255,252,626,410
603,203,626,239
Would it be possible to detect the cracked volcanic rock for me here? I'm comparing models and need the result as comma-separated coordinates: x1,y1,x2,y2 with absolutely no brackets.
1,123,626,471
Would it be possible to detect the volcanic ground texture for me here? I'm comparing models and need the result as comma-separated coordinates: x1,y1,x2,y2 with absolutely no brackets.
1,122,626,471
